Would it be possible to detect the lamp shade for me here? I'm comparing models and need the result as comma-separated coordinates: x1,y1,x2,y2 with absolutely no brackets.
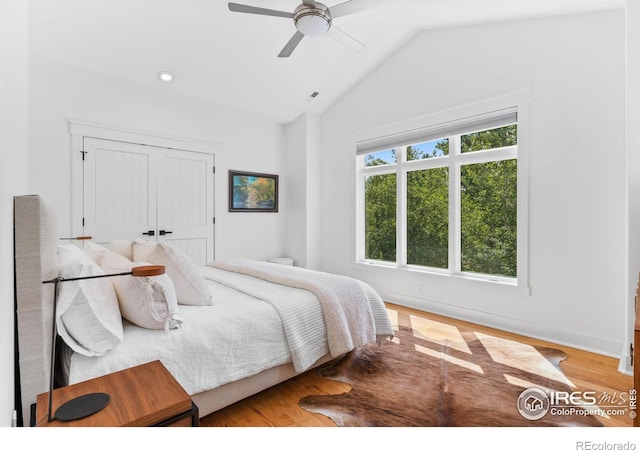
293,3,332,37
295,14,330,36
130,265,165,277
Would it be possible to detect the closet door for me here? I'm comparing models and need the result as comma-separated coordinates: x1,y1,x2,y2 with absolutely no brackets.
82,137,214,265
156,148,214,265
83,137,158,245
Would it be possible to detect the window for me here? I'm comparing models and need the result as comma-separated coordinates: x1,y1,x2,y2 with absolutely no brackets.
356,107,524,284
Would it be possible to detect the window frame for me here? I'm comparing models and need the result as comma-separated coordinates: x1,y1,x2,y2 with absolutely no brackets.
354,92,529,289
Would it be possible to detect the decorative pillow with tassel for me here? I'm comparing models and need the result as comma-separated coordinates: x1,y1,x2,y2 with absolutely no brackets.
100,249,183,331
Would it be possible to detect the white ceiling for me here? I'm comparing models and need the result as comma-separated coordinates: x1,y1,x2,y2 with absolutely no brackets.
28,0,624,124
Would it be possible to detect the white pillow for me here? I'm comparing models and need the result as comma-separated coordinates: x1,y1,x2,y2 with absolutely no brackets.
83,240,135,262
83,241,110,265
56,245,123,357
109,240,134,261
100,251,183,330
133,239,213,306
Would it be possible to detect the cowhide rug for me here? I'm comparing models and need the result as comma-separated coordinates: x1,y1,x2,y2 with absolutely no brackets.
299,324,603,427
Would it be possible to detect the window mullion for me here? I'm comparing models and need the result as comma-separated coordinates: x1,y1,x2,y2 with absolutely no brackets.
356,170,365,262
397,147,407,267
449,135,461,275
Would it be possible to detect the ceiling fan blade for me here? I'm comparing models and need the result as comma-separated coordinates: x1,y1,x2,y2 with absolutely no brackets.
327,25,365,52
278,31,305,58
228,2,293,18
329,0,376,19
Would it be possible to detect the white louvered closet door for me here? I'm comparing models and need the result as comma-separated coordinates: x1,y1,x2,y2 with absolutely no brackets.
82,137,215,265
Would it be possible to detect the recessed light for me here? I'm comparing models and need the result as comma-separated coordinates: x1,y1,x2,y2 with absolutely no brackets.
157,71,174,82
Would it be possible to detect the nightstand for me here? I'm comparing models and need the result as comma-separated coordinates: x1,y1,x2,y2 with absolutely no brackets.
33,360,199,427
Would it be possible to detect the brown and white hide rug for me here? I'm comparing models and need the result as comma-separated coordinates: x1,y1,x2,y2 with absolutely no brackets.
299,324,603,427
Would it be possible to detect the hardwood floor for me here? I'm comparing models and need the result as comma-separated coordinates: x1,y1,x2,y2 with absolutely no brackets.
200,302,633,427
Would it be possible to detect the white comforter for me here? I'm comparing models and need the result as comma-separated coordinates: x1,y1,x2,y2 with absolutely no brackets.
66,263,392,397
209,259,393,371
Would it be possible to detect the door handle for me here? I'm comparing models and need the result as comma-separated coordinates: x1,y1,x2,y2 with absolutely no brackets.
159,230,173,236
142,230,155,236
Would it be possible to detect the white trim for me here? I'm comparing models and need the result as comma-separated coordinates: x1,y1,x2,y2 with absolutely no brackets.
69,119,220,154
354,89,531,148
380,291,623,359
451,135,461,274
355,90,530,287
515,102,530,288
354,171,365,265
356,109,517,155
353,259,524,289
70,132,84,241
397,158,406,267
621,0,640,375
69,120,221,245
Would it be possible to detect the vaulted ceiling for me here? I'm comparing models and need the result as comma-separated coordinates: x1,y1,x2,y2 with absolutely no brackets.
28,0,624,124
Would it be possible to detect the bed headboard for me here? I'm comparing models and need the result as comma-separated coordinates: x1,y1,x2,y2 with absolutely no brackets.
14,195,59,427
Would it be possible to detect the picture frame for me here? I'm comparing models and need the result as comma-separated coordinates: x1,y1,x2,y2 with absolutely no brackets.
228,170,279,212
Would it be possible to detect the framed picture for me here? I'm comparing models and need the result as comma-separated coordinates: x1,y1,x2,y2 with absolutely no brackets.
228,170,279,212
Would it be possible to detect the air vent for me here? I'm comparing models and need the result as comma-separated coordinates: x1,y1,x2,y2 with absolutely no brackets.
304,91,320,103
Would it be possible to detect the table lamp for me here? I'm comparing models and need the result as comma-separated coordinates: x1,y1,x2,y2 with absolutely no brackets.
42,263,165,422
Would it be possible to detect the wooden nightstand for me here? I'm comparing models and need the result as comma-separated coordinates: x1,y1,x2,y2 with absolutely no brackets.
33,360,199,427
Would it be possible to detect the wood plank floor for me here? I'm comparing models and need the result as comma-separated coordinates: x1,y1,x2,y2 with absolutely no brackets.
200,302,633,427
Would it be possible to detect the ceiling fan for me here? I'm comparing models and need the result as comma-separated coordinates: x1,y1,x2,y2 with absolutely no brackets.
227,0,373,57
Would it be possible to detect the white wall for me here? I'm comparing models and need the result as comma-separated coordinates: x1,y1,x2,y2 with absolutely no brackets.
625,0,640,372
284,115,308,266
2,4,633,428
0,0,29,426
28,56,285,263
306,113,321,270
4,47,285,425
318,10,627,358
283,112,321,269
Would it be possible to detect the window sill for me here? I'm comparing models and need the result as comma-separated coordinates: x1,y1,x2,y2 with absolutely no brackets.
351,261,531,297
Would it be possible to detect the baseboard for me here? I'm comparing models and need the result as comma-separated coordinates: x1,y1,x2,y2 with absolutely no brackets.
382,291,626,364
618,354,633,376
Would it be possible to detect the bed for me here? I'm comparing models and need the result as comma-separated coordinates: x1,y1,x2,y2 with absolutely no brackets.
13,194,394,427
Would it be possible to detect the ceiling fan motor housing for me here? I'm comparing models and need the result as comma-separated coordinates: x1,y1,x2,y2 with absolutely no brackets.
294,2,332,36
